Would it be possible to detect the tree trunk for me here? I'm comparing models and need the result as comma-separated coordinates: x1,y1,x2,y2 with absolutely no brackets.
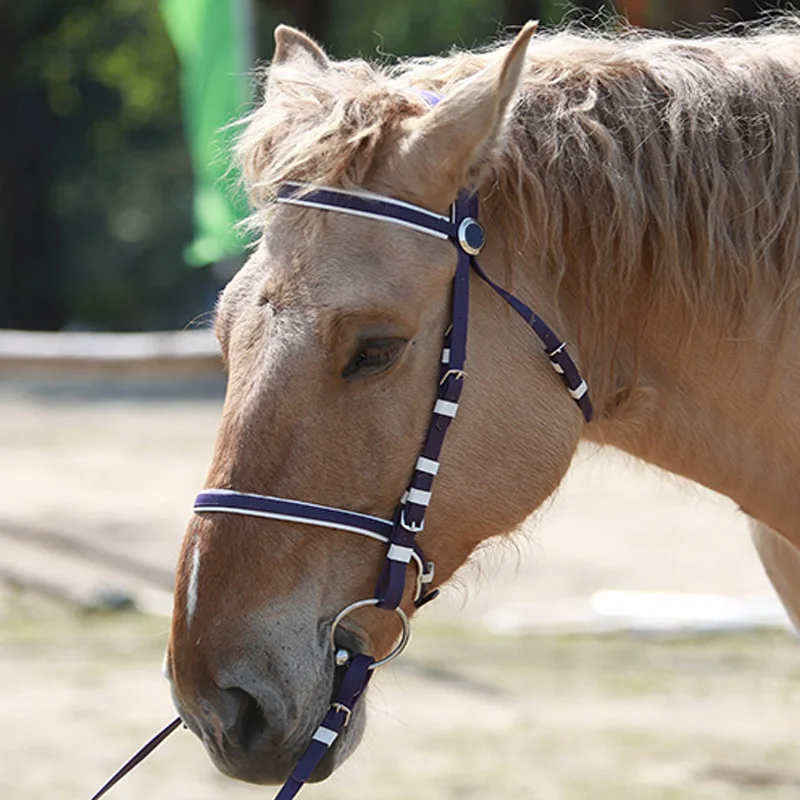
0,6,64,330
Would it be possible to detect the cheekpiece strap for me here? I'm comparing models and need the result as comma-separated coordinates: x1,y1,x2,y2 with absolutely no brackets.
374,191,475,610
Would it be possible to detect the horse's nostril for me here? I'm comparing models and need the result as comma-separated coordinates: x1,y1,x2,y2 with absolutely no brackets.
226,688,270,751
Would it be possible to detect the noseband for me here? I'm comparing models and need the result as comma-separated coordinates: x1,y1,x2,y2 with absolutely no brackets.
89,182,592,800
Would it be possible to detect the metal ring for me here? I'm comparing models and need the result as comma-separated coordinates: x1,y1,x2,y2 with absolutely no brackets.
330,598,411,670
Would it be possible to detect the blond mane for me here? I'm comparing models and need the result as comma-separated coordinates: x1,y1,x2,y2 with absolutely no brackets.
235,18,800,381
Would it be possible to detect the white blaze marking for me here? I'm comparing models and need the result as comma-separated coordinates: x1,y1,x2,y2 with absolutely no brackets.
186,535,201,630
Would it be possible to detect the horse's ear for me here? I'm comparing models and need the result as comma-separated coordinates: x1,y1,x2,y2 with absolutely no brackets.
401,21,537,198
273,24,330,71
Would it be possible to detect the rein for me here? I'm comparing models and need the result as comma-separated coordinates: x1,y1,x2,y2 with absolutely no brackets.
89,183,591,800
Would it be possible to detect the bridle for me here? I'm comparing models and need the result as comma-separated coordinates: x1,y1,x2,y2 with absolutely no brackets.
89,181,592,800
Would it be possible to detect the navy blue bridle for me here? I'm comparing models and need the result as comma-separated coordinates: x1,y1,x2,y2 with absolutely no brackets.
89,183,592,800
195,183,592,797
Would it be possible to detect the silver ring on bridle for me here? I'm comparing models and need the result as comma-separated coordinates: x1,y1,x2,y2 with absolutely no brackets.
330,598,411,670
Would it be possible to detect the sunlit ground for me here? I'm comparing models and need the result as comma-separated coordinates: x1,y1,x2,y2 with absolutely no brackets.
2,375,798,799
3,597,800,800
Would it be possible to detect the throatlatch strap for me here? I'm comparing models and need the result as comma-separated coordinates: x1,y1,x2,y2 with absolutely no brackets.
468,259,592,422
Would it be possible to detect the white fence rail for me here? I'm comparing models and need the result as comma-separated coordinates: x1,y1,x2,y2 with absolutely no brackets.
0,328,221,375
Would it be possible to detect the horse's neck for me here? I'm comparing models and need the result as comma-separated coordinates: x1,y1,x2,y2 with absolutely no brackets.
583,302,800,544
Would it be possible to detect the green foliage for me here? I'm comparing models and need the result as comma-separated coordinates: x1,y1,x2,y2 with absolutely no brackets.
29,0,181,142
301,0,585,62
19,0,208,330
329,0,506,58
12,0,633,329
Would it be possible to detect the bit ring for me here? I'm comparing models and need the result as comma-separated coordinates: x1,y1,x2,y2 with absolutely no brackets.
330,598,410,670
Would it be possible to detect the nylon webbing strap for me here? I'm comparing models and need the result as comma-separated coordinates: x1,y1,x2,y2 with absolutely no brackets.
195,490,393,540
468,259,593,422
193,490,431,600
277,183,454,239
276,183,591,422
374,191,475,611
274,654,373,800
89,717,183,800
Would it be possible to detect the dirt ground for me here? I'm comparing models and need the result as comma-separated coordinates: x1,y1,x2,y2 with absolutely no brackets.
1,374,798,799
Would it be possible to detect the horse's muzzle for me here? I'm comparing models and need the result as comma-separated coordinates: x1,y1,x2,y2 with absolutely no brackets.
170,674,358,784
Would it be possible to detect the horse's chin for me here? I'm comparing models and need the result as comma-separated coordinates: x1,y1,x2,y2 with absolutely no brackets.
202,695,367,786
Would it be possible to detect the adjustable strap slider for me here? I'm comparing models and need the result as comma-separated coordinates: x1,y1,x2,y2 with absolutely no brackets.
387,543,414,564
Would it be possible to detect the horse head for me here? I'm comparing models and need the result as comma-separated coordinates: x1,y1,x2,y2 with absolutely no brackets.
165,22,584,786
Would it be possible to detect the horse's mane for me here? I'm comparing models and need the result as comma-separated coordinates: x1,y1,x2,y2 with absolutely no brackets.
236,17,800,373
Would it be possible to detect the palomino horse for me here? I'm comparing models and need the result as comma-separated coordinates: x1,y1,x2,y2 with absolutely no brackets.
166,18,800,790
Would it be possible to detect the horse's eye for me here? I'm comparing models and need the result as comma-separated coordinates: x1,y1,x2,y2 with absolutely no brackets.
342,338,407,379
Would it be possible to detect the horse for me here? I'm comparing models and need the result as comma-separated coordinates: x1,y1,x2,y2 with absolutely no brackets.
165,17,800,790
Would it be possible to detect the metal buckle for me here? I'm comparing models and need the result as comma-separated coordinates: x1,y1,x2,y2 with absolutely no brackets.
330,598,411,670
400,507,424,533
330,702,353,727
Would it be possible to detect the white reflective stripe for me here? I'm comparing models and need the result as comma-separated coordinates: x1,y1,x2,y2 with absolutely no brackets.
387,544,414,563
406,487,432,507
569,380,588,400
415,456,440,476
312,726,339,747
201,490,391,526
281,181,451,221
277,196,449,239
195,506,390,545
550,361,565,374
433,399,459,418
441,348,451,363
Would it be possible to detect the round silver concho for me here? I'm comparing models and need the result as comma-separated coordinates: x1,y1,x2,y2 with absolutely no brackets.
457,217,486,255
330,598,411,670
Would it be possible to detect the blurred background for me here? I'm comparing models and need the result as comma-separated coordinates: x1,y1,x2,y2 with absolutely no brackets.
0,0,790,333
3,2,800,799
